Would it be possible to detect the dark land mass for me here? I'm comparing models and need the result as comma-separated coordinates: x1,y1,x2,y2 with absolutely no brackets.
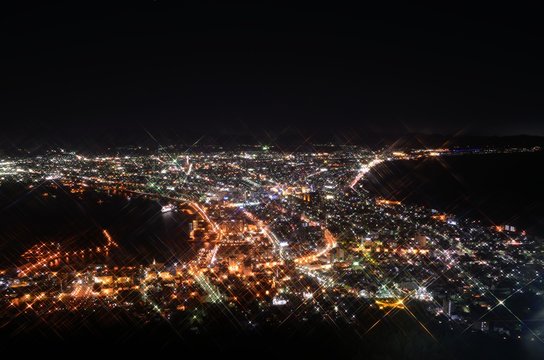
1,303,542,360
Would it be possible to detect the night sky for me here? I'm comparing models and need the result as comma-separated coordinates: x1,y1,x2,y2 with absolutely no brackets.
2,2,544,147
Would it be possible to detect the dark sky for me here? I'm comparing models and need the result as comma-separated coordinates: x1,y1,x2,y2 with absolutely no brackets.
1,2,544,147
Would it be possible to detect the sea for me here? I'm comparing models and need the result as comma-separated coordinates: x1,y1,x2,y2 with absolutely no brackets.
363,151,544,237
0,182,198,268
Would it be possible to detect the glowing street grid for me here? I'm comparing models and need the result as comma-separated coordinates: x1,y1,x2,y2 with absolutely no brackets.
0,145,542,342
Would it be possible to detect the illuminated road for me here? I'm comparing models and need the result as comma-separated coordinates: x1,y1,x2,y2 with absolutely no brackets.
294,228,337,265
349,158,384,189
186,201,222,237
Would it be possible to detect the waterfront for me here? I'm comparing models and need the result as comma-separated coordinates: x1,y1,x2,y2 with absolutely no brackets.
0,183,197,268
364,151,544,236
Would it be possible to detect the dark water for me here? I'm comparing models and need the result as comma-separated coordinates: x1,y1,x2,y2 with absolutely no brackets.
364,152,544,236
0,183,197,267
